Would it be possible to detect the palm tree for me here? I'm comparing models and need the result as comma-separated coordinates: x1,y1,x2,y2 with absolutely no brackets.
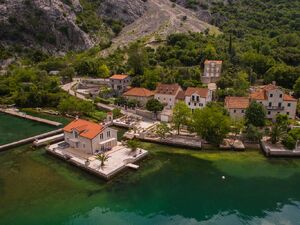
96,153,109,168
126,139,140,156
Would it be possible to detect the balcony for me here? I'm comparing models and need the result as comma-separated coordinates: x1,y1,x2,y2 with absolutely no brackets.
266,106,284,110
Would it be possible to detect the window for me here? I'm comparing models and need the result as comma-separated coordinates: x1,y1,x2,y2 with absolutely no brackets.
268,111,271,115
188,102,191,106
287,112,290,115
107,131,111,138
199,103,203,107
280,94,282,98
194,103,196,106
196,96,199,101
242,110,244,113
233,110,236,113
288,103,291,107
270,94,273,98
100,133,103,140
269,102,272,107
192,96,195,101
278,102,282,108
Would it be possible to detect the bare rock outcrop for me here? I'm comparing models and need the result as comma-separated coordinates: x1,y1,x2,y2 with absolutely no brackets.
99,0,147,24
0,0,93,54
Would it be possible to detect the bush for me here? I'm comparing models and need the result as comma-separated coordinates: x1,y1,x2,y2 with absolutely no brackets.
282,135,296,150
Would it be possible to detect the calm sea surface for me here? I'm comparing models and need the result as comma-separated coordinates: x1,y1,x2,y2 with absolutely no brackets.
1,114,300,225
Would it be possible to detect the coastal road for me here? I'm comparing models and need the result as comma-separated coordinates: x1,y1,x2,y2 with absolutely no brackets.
60,80,147,119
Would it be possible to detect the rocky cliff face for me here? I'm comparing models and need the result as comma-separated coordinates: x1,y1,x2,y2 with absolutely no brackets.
0,0,94,54
99,0,147,25
0,0,148,54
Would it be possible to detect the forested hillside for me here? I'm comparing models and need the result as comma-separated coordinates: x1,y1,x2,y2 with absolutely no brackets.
0,0,299,110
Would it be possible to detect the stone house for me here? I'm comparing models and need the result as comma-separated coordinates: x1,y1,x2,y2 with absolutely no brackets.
201,60,223,84
63,119,118,155
155,83,183,109
225,96,250,119
123,87,155,107
109,74,131,93
250,84,297,119
184,87,213,111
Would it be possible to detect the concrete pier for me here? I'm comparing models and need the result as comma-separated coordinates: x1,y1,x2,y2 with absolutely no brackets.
33,134,64,147
46,143,148,180
0,129,63,151
0,108,62,126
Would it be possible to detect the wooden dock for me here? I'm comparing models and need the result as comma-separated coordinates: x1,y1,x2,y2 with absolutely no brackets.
0,108,62,126
0,129,63,151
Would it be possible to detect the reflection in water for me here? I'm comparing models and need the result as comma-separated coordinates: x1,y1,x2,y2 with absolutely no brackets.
0,145,300,225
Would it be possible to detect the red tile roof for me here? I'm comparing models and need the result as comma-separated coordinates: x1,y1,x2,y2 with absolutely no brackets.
204,60,223,65
123,87,154,97
250,84,297,102
155,83,182,96
175,90,185,100
283,94,297,102
63,119,104,140
110,74,129,80
225,97,250,109
185,87,209,98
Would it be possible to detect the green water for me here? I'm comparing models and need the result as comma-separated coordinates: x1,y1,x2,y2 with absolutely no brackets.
0,113,56,145
1,142,300,225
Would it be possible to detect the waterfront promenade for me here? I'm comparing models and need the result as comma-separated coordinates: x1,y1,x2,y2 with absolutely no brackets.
0,108,62,126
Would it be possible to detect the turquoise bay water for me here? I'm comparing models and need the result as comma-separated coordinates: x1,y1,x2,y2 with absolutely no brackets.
1,142,300,225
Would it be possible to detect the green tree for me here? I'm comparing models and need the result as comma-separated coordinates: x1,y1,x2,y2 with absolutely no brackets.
59,67,75,83
146,99,164,118
294,76,300,98
245,101,266,127
193,105,231,146
244,124,263,142
172,101,192,135
270,114,290,144
98,64,110,78
127,42,148,75
126,139,140,154
96,153,109,167
155,122,171,139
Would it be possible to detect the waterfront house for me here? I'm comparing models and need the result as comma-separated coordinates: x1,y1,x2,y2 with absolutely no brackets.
155,83,183,109
225,96,250,119
109,74,131,94
123,87,155,107
250,84,297,119
63,119,118,155
201,60,222,84
184,87,212,111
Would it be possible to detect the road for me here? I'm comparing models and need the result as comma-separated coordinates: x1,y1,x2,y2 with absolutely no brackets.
60,80,144,118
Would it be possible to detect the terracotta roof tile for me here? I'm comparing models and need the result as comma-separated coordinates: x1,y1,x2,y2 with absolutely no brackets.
63,119,104,140
155,83,182,96
185,87,209,98
123,87,154,97
204,60,223,65
110,74,129,80
225,97,250,109
283,94,297,102
175,90,185,100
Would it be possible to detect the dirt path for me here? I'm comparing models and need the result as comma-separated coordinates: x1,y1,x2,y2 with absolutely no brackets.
101,0,219,56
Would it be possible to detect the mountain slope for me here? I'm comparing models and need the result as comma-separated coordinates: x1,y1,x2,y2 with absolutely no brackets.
0,0,94,53
102,0,220,55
